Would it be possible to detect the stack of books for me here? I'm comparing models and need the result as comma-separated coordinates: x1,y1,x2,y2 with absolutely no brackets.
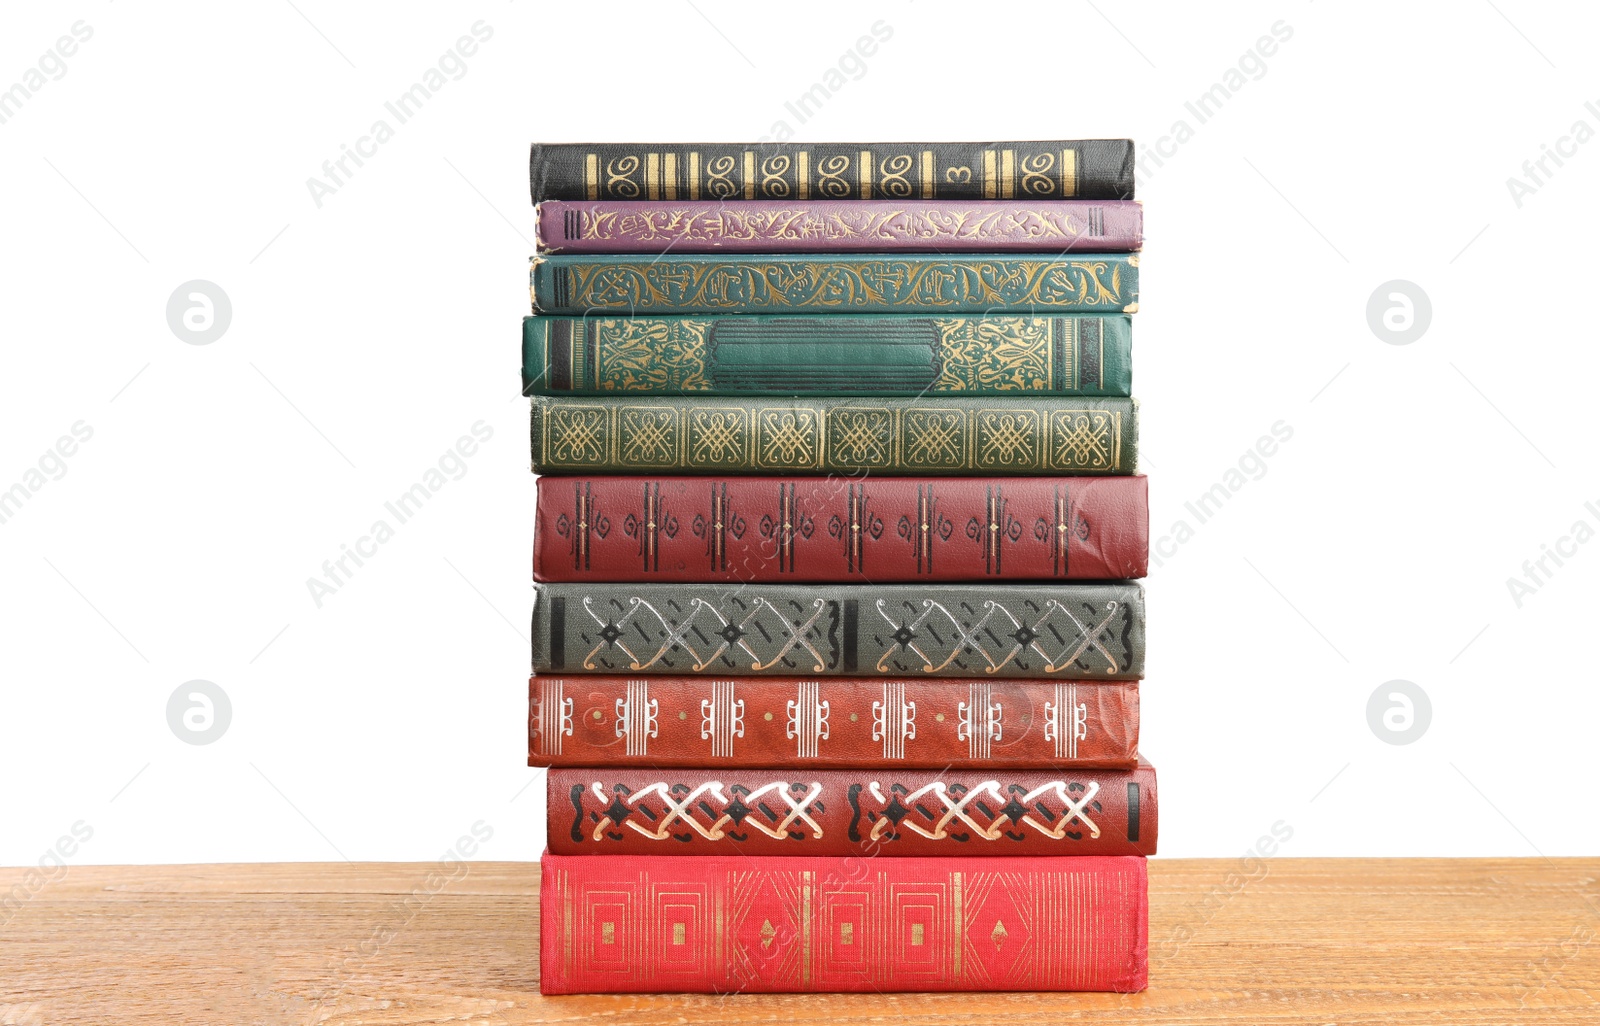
524,140,1152,995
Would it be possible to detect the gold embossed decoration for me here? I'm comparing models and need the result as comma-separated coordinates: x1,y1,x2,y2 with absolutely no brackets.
759,155,792,198
594,318,710,392
703,154,738,200
1019,152,1057,196
618,408,679,466
546,406,608,465
558,258,1135,312
688,409,750,466
902,411,967,468
757,410,820,469
976,410,1043,469
567,206,1087,247
934,317,1052,392
826,409,893,467
1050,411,1119,470
531,399,1132,474
604,155,641,199
877,154,915,198
815,154,852,198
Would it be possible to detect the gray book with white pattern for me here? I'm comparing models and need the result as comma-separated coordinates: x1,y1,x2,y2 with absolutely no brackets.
531,582,1144,680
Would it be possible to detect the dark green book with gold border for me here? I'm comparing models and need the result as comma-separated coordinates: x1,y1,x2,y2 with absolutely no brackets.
522,314,1131,397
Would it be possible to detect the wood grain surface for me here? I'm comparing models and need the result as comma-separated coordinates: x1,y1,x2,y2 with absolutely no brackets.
1,858,1596,1024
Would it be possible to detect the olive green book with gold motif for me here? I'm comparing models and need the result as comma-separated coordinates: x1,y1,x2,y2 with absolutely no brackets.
529,253,1139,315
522,314,1131,397
529,396,1137,475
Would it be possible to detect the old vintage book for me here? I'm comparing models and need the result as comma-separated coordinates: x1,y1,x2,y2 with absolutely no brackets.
528,676,1140,769
529,396,1137,476
529,253,1139,315
550,761,1157,858
522,313,1132,397
529,140,1137,204
539,853,1149,993
533,475,1148,583
530,582,1145,680
534,199,1143,253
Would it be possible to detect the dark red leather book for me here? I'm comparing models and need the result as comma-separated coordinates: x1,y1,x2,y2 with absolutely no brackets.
533,475,1147,583
540,853,1149,994
529,676,1138,769
549,760,1156,858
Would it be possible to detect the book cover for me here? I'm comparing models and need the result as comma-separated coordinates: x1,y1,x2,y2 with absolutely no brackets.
530,582,1145,680
522,313,1132,397
539,853,1149,993
529,253,1139,315
529,140,1137,204
533,475,1148,583
529,676,1140,768
529,396,1138,476
550,761,1157,858
535,199,1142,253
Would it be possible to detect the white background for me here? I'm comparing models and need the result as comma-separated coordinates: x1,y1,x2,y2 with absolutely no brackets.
2,0,1596,868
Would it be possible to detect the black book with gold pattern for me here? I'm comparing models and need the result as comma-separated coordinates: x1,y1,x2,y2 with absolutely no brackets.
530,140,1136,204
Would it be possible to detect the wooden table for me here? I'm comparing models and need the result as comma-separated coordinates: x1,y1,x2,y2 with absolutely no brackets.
2,858,1596,1024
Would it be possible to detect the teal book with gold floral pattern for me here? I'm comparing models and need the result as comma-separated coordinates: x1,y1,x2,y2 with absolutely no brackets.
529,253,1139,315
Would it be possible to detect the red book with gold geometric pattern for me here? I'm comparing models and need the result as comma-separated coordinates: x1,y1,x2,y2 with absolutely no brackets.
539,853,1148,994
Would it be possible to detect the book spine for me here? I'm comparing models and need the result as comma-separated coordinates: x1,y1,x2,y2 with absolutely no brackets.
528,397,1137,476
529,253,1139,315
539,853,1149,994
530,582,1145,680
528,140,1137,204
534,199,1142,253
528,676,1140,768
521,314,1133,398
550,763,1157,858
533,476,1147,583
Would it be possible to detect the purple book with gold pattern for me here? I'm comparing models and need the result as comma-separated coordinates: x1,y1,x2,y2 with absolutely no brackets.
535,199,1142,254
